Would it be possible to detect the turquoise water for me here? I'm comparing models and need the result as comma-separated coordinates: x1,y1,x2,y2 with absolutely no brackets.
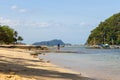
39,46,120,80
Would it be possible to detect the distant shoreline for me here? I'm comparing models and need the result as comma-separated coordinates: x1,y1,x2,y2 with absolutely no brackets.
85,44,120,49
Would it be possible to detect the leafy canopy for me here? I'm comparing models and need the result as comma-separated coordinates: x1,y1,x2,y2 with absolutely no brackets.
87,13,120,45
0,25,23,44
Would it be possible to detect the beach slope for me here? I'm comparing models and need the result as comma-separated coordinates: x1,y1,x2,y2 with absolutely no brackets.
0,48,93,80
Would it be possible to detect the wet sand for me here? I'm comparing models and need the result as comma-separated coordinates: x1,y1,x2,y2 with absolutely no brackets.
0,48,93,80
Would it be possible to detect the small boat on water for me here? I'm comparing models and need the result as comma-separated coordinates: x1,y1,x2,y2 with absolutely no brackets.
97,44,110,49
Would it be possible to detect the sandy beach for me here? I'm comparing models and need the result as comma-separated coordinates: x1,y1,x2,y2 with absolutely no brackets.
0,48,93,80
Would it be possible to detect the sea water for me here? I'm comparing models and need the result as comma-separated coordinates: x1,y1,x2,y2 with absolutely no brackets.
39,46,120,80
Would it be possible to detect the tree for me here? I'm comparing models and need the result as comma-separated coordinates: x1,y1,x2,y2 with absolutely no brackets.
17,36,23,43
0,25,23,44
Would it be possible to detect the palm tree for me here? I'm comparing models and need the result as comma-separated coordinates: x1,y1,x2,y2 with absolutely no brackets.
17,36,23,43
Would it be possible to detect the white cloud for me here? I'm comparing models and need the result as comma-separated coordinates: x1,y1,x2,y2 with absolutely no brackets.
79,22,87,26
11,5,18,10
1,17,89,30
35,22,51,27
22,21,51,28
11,5,27,13
19,9,27,13
72,21,93,28
0,17,56,29
0,17,21,27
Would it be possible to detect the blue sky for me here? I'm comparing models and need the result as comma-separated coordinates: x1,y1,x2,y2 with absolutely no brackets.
0,0,120,44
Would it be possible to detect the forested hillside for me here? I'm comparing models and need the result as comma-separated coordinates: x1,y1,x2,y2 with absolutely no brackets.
87,13,120,45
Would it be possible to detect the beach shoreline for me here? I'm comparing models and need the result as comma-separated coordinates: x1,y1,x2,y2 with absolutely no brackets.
0,48,93,80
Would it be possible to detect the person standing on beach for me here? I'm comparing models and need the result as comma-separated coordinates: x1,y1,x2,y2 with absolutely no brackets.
57,44,60,50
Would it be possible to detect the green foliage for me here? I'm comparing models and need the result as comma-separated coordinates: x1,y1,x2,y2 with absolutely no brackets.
87,13,120,45
0,25,23,44
17,36,23,42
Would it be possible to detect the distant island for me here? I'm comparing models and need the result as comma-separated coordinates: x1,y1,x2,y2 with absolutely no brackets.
33,39,65,46
87,13,120,45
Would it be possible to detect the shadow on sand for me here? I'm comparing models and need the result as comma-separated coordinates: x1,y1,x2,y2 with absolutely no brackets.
0,55,94,80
